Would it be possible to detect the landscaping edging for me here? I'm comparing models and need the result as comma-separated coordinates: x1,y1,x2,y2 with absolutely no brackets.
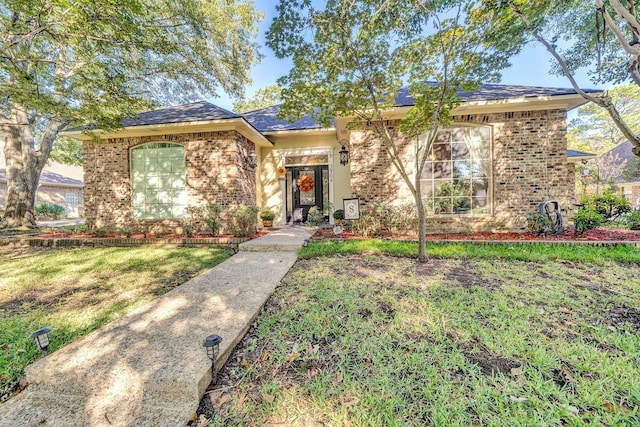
315,237,640,247
0,236,249,248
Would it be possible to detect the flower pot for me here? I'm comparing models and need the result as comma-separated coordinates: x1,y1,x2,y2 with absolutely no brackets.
263,219,273,227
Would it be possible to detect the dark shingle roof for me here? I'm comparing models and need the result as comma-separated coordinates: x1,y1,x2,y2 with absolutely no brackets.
395,83,601,107
241,105,330,132
598,141,640,183
567,149,596,159
120,101,240,126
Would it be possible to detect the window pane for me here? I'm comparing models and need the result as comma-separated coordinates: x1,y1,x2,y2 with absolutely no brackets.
131,143,186,219
453,161,471,179
433,162,452,179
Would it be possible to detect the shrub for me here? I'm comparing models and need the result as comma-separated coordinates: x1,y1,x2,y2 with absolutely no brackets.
181,204,223,236
34,203,65,220
580,191,631,221
305,206,324,225
332,209,345,220
351,213,381,237
231,205,258,237
573,206,604,236
626,210,640,230
526,211,559,235
260,208,276,221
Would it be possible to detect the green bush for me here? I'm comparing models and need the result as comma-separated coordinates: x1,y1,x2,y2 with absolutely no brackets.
305,206,324,225
181,204,223,236
626,210,640,230
573,207,604,236
332,209,345,220
351,213,381,237
231,205,258,237
34,203,65,220
580,191,631,221
260,208,276,221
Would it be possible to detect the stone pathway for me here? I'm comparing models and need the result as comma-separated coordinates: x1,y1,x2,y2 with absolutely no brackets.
0,226,314,427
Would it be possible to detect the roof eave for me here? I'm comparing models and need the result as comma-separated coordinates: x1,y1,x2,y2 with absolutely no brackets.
61,118,274,147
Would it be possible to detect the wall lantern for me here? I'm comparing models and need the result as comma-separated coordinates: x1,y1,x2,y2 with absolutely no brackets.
30,327,52,356
203,334,223,383
338,140,350,166
248,152,258,169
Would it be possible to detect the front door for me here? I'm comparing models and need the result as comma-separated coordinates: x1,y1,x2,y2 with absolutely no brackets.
288,166,328,222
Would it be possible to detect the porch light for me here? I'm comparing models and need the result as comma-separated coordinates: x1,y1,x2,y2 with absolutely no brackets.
338,141,350,166
203,334,223,383
248,152,258,169
29,327,52,356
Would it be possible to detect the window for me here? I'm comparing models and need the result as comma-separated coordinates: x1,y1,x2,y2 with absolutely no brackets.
421,126,492,215
131,143,187,219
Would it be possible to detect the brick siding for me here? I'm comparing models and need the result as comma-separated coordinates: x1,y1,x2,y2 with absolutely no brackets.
350,109,574,231
83,131,256,232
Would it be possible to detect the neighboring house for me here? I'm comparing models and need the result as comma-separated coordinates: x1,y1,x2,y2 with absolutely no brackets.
0,141,85,218
63,83,599,232
595,141,640,208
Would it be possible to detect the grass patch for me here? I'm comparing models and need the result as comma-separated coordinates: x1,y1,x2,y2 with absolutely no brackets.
0,246,228,402
299,239,640,264
201,250,640,426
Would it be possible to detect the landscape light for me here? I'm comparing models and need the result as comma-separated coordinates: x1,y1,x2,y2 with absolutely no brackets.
203,334,223,383
29,328,52,356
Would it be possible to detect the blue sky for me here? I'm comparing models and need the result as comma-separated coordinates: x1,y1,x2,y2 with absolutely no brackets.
213,1,613,112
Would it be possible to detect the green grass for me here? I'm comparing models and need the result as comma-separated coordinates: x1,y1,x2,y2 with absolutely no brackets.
204,242,640,426
0,246,228,402
299,239,640,264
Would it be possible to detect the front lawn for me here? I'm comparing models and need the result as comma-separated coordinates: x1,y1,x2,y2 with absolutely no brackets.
0,246,229,402
198,242,640,426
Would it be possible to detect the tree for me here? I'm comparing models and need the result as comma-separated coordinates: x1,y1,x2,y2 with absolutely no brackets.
0,0,262,227
267,0,520,262
568,84,640,154
49,137,84,166
495,1,640,158
233,84,282,113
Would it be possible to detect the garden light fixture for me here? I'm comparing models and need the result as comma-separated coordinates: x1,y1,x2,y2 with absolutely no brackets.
29,327,52,356
339,140,350,166
203,334,223,383
228,239,238,254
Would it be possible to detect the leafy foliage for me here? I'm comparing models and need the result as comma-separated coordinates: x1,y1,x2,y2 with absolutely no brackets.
267,0,521,261
232,84,282,113
305,206,324,226
34,203,64,220
49,137,84,166
626,210,640,230
581,190,631,220
181,204,223,236
572,206,604,236
230,205,258,237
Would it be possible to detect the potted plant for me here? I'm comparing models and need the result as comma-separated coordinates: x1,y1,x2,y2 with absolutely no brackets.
333,209,345,226
260,208,276,227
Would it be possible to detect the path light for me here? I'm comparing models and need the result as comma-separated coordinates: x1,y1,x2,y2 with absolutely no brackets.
203,334,223,383
228,239,238,254
303,239,309,247
339,140,350,166
30,328,52,356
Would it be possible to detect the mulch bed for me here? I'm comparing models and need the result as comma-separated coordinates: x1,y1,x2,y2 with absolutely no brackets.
314,227,640,242
31,230,271,239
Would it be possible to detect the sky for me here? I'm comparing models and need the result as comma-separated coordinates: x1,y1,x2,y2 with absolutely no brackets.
212,1,615,113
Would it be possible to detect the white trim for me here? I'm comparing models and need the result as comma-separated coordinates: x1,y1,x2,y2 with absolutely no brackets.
275,146,334,224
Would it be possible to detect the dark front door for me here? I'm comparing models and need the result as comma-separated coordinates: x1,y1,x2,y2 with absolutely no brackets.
289,166,328,222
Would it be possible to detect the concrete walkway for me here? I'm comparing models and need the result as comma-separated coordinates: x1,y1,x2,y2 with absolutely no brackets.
0,226,314,427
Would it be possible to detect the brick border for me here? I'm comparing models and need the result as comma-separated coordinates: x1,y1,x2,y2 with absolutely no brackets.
0,237,249,248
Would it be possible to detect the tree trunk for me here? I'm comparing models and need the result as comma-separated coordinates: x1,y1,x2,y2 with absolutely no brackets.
414,176,429,263
1,111,44,228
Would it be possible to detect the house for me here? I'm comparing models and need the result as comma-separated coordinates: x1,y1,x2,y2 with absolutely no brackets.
593,141,640,208
0,141,84,218
63,83,599,233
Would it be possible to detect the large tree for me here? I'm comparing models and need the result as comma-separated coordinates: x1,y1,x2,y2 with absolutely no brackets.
233,84,282,113
568,83,640,154
0,0,262,227
494,1,640,158
267,0,519,262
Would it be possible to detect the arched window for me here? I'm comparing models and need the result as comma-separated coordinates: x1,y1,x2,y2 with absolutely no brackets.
421,126,492,215
130,143,187,219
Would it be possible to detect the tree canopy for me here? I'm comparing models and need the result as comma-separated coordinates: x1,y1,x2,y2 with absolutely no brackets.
0,0,262,227
267,0,521,261
233,84,282,113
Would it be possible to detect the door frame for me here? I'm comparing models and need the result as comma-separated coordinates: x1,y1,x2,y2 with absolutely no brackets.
274,147,334,225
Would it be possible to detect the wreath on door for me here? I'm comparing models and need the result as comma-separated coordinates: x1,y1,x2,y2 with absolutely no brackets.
297,174,314,192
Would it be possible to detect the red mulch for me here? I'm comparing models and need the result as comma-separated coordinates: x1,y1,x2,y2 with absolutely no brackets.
33,230,272,239
315,227,640,242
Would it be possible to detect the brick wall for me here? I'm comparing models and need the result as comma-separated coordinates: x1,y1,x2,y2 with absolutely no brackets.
350,109,574,231
83,131,256,231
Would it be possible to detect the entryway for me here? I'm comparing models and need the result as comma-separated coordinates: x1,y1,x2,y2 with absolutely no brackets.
286,165,329,223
